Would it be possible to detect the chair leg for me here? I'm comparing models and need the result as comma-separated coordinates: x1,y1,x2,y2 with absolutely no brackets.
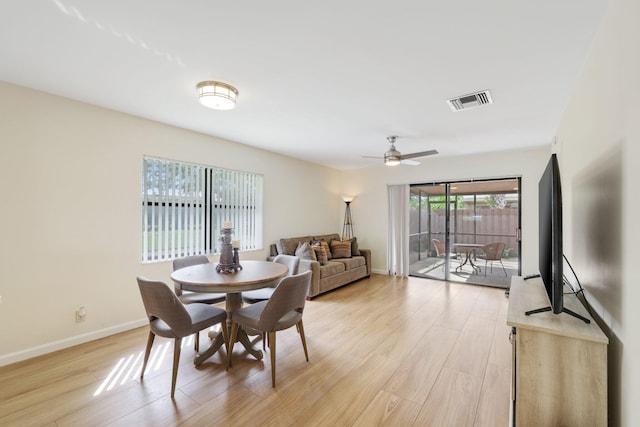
228,323,239,369
298,320,309,362
268,331,277,388
500,260,507,276
171,338,182,398
194,332,199,352
140,331,155,379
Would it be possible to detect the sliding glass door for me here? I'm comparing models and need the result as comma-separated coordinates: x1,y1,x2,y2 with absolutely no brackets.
409,178,521,288
409,183,454,281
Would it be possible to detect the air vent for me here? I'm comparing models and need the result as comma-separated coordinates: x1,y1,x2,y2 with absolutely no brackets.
447,90,493,111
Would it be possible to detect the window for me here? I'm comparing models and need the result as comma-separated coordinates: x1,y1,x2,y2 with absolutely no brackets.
142,156,263,262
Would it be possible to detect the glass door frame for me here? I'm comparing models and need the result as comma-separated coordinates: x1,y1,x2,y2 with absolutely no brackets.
409,177,522,284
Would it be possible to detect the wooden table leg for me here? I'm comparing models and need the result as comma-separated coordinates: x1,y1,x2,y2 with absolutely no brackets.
194,292,263,366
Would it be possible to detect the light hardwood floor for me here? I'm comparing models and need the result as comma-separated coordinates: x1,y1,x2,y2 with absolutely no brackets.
0,274,512,426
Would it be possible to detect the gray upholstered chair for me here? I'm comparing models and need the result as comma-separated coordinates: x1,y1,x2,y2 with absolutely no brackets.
479,242,507,276
172,255,225,351
172,255,226,304
228,270,312,387
241,254,300,304
136,276,228,397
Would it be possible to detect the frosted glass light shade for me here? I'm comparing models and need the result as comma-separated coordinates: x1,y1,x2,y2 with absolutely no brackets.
196,81,238,110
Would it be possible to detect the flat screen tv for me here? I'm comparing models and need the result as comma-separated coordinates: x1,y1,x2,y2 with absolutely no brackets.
538,153,563,314
530,154,590,323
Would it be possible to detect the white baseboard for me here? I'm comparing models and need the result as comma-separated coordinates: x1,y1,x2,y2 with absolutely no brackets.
371,268,388,275
0,318,148,367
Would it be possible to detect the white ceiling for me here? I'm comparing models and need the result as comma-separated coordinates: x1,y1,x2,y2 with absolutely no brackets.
0,1,607,170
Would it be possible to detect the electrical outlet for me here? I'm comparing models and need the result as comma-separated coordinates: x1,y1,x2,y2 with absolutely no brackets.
75,306,86,322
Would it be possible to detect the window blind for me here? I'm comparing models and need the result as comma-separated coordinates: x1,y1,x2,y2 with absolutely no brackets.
142,156,263,263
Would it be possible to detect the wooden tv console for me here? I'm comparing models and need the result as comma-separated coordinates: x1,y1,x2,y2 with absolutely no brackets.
507,276,608,426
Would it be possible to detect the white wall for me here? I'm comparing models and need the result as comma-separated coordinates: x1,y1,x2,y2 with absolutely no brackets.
0,82,342,364
341,146,550,274
556,0,640,424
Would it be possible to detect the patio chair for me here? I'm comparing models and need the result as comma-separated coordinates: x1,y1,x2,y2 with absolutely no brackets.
432,239,459,271
478,242,507,276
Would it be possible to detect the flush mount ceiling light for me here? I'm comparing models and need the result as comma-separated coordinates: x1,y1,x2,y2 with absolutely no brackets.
196,81,238,110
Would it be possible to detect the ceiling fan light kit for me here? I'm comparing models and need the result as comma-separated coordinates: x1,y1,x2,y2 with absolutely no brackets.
196,81,238,110
384,138,402,166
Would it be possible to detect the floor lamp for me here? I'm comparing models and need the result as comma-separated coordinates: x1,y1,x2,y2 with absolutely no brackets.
342,196,354,240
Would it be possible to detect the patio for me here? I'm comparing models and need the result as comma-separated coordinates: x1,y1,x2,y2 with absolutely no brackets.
409,255,518,288
408,178,521,290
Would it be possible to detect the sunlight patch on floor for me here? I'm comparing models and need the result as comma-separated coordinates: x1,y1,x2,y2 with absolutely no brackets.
93,335,195,396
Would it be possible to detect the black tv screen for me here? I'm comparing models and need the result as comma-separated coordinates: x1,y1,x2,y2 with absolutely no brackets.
538,154,563,314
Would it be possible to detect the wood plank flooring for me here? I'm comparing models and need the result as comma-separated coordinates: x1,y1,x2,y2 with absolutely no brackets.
0,274,512,426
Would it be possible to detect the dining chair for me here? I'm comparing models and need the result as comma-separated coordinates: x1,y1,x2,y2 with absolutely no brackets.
173,255,226,351
479,242,507,276
241,254,299,304
228,270,312,387
136,276,228,398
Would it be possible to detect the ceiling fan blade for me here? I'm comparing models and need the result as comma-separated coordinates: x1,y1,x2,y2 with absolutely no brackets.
400,159,420,166
400,149,439,160
361,155,383,159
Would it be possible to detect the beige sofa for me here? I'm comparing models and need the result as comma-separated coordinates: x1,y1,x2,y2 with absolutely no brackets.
270,233,371,299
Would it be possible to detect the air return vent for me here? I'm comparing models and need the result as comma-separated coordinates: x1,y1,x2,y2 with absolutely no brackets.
447,90,493,111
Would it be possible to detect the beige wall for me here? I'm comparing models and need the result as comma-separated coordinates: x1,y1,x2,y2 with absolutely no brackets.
0,81,551,366
556,0,640,424
0,82,342,364
341,146,550,274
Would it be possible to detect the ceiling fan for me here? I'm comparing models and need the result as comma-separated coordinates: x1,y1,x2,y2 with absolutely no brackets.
362,136,439,166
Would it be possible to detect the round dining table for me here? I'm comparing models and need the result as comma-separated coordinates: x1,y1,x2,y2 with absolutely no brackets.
170,260,288,365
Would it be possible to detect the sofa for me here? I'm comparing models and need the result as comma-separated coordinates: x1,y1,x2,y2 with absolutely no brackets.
270,233,371,299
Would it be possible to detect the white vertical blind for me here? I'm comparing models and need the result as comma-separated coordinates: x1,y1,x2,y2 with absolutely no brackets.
208,168,263,252
142,157,263,262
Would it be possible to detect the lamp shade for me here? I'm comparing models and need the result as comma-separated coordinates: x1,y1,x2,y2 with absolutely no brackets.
196,81,238,110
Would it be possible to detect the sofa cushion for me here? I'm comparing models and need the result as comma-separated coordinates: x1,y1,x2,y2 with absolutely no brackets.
319,261,345,278
332,255,366,270
295,241,316,261
330,239,351,258
350,237,361,256
313,233,341,243
278,236,312,255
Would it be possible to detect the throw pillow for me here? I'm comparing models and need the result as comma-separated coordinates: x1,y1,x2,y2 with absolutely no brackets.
312,239,332,260
311,243,328,265
295,241,317,261
321,240,332,259
350,237,361,256
330,239,352,259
